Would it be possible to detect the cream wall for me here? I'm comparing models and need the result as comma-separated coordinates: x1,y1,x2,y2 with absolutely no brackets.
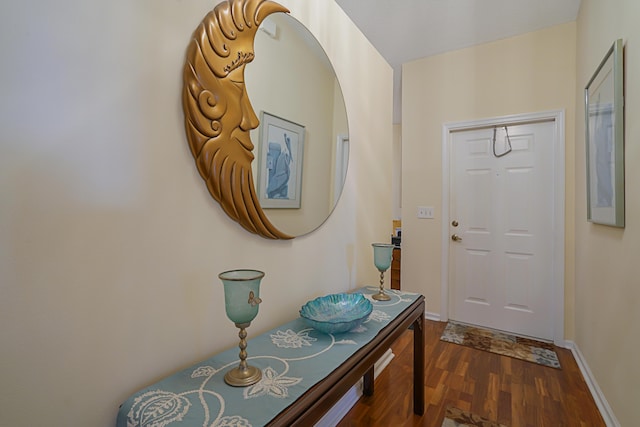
401,23,577,334
0,0,393,425
392,124,402,221
575,1,640,425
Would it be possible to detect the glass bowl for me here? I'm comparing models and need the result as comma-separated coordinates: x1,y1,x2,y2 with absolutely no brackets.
299,293,373,334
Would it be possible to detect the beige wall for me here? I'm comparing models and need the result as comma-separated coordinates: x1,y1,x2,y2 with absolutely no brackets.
392,123,403,221
0,0,393,425
575,1,640,425
401,23,577,335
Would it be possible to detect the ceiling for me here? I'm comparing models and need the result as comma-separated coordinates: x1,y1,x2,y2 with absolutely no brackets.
334,0,582,123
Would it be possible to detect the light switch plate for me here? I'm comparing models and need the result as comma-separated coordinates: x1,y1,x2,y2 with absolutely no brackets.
417,206,434,219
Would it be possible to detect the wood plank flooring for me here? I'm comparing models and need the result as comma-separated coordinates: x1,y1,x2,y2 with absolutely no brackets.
337,320,605,427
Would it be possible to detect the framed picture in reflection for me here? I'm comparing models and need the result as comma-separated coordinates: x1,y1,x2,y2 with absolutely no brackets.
257,112,305,209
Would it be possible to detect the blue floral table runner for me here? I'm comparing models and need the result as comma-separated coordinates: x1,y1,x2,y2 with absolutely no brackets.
117,287,421,427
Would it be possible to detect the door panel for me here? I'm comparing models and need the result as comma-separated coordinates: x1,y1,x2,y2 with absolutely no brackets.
449,121,555,340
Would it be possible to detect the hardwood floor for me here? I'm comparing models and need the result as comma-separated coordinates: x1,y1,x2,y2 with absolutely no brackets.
337,320,605,427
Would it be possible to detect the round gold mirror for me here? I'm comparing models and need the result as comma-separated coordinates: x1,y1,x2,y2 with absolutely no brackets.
182,0,348,239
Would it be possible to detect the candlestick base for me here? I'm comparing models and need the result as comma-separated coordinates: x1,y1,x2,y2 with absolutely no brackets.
224,365,262,387
372,291,391,301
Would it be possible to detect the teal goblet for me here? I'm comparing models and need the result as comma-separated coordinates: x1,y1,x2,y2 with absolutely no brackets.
372,243,394,301
219,269,264,387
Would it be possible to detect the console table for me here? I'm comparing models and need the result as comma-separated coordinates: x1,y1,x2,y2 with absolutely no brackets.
117,287,425,426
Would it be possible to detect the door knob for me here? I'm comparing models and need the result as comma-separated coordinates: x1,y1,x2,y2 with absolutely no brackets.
451,234,462,242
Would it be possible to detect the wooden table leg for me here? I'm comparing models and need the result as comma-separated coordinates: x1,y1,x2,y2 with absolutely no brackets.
363,366,374,396
413,313,425,414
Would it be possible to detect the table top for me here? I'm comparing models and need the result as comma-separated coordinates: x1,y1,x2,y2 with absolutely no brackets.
117,287,422,427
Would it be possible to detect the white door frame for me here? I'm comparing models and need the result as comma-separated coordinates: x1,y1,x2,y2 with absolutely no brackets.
440,110,565,345
333,134,349,206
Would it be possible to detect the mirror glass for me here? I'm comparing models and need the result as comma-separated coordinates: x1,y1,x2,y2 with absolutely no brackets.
246,13,349,237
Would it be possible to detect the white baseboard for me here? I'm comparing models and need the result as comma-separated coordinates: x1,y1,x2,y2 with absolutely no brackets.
313,382,362,427
565,340,620,427
373,348,395,376
314,349,395,427
425,311,440,321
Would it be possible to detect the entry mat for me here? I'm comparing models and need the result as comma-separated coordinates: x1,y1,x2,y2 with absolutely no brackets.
440,321,561,369
442,406,508,427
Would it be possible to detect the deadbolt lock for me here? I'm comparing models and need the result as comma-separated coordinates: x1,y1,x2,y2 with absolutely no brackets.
451,220,459,227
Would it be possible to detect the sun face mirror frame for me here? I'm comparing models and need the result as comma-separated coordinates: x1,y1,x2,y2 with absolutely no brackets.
182,0,349,239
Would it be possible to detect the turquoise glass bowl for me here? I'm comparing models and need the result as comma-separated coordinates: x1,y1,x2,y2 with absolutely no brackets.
300,293,373,334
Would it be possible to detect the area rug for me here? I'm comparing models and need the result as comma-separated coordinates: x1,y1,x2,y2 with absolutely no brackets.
441,407,507,427
440,321,561,369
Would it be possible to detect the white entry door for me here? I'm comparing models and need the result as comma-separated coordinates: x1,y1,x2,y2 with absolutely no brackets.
449,120,556,340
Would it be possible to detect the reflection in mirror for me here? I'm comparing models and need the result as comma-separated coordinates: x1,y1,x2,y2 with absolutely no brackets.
246,13,349,237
